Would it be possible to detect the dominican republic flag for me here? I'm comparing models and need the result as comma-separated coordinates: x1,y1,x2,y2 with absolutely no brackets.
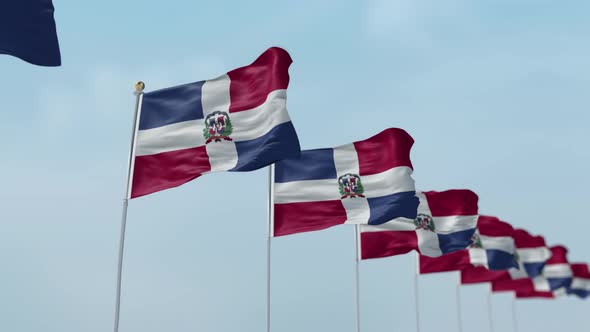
568,263,590,299
130,47,301,198
531,246,572,295
360,190,478,259
515,286,555,299
272,128,419,237
492,277,555,299
0,0,61,66
420,216,517,274
493,245,572,298
461,229,551,285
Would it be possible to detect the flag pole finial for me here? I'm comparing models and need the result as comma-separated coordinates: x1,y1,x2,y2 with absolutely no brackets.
135,81,145,92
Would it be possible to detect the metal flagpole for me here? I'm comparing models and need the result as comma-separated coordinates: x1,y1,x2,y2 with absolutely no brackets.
511,296,518,332
413,252,421,332
113,81,144,332
487,291,494,332
456,274,464,332
266,164,274,332
354,225,361,332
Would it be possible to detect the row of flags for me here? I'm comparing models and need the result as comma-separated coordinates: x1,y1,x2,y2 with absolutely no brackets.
126,47,589,301
3,0,586,302
2,0,585,328
3,2,585,300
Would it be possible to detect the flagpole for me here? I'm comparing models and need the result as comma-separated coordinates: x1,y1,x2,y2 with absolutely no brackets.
511,295,518,332
354,225,361,332
456,274,463,332
413,252,421,332
113,81,144,332
266,164,274,332
487,290,494,332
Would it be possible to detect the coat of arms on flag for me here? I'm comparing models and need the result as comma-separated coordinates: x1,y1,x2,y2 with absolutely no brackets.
204,111,233,143
414,213,435,232
360,190,479,259
272,128,419,237
469,232,483,248
471,230,552,290
419,215,518,273
130,47,301,198
338,173,365,199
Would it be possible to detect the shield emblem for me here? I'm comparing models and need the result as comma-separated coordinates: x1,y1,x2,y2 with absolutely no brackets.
203,111,233,143
338,173,365,199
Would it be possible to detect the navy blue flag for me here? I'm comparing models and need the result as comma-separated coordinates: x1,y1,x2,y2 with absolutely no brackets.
0,0,61,66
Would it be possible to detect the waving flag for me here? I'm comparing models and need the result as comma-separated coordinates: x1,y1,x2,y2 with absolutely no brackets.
512,230,552,278
568,263,590,299
0,0,61,66
462,229,550,284
460,266,509,285
130,47,300,198
531,246,572,295
420,216,517,274
491,277,553,298
515,287,555,299
360,190,478,259
272,128,418,237
493,245,572,298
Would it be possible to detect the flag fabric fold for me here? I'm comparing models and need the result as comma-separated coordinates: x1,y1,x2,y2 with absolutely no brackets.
460,266,508,285
0,0,61,66
568,263,590,299
511,230,552,278
360,190,478,259
492,245,572,298
272,128,419,237
462,229,551,285
491,277,553,298
531,246,572,295
420,216,517,274
515,287,555,299
130,47,301,198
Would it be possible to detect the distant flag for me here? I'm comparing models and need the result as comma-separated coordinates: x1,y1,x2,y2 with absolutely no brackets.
491,277,552,298
0,0,61,66
420,216,518,274
531,246,572,296
360,190,478,259
272,128,419,237
568,263,590,299
461,229,551,284
492,245,572,298
130,47,301,198
515,287,555,299
511,262,590,300
511,230,552,278
460,266,507,285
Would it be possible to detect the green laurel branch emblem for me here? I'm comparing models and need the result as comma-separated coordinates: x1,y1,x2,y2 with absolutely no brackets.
338,173,365,199
414,214,435,232
203,111,233,143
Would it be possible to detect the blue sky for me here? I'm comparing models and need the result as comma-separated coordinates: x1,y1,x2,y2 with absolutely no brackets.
1,0,589,331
